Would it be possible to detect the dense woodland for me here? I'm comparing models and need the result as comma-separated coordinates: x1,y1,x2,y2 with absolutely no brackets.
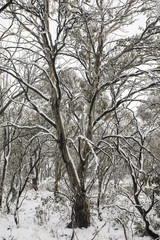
0,0,160,239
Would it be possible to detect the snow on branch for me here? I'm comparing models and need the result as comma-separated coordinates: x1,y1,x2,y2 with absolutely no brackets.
1,122,57,141
78,135,99,167
102,134,158,161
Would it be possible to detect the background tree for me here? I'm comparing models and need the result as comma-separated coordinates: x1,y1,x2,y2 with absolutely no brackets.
0,0,160,236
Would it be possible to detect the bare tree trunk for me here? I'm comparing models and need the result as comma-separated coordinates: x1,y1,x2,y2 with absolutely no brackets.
51,93,91,228
32,163,39,191
0,157,7,207
6,173,17,213
54,159,62,199
0,127,11,208
131,175,159,240
67,191,90,228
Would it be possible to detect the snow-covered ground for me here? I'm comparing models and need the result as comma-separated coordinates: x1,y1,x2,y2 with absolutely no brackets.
0,189,157,240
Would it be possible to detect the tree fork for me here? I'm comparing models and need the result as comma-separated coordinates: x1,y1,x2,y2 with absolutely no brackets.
132,175,159,239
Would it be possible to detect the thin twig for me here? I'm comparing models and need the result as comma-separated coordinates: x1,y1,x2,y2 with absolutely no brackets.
91,222,107,240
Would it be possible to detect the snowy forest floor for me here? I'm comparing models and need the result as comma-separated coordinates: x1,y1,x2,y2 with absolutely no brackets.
0,184,159,240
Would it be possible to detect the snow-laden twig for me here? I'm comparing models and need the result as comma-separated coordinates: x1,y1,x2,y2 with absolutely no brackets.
91,222,107,240
116,218,129,240
103,134,158,161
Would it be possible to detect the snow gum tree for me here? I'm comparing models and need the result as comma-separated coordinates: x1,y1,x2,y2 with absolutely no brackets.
0,0,160,234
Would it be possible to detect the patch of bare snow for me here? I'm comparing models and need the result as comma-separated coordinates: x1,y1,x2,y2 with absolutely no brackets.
0,189,157,240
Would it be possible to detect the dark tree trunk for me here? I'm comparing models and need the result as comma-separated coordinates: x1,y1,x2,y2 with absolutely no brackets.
0,153,8,207
32,164,39,191
131,175,160,240
54,160,62,199
144,217,159,240
67,192,90,228
0,0,12,13
32,177,38,191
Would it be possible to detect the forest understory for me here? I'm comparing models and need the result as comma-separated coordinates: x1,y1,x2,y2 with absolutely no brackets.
0,177,160,240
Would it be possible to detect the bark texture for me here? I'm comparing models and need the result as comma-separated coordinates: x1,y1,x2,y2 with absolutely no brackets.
68,192,90,228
